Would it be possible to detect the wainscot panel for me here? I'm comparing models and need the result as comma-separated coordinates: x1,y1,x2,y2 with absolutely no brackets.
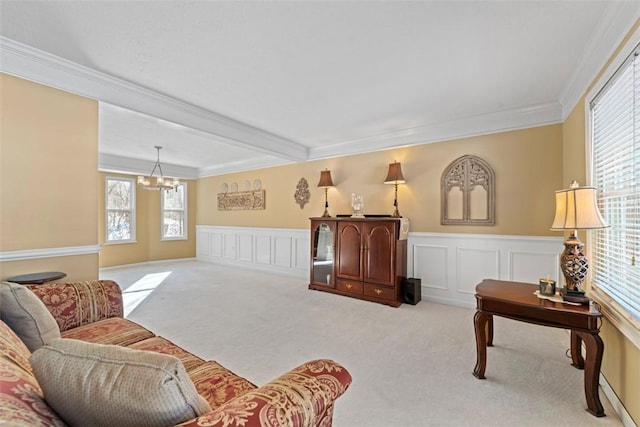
197,227,563,302
408,233,563,309
196,225,309,277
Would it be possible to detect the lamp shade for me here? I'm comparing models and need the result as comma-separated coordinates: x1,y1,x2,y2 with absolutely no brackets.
551,183,608,230
318,169,334,188
384,162,406,184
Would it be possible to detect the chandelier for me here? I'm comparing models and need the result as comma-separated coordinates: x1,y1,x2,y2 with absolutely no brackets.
137,146,180,190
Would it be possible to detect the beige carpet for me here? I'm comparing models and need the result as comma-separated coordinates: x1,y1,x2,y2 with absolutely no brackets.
100,260,623,427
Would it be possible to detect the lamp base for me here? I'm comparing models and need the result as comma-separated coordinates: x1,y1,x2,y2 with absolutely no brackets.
560,231,589,292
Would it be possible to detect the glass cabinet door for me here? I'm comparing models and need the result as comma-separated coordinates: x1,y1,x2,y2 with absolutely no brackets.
312,222,335,287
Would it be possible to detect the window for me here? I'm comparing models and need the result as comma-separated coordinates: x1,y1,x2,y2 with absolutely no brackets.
162,183,187,240
588,39,640,330
106,177,135,243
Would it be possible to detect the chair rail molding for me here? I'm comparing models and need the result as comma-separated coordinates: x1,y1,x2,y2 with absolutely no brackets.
0,245,102,262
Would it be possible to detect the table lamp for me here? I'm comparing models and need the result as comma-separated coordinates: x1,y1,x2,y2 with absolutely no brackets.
550,181,608,297
317,169,335,217
384,161,406,218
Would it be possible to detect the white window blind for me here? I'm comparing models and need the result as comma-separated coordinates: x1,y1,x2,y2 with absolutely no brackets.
590,42,640,322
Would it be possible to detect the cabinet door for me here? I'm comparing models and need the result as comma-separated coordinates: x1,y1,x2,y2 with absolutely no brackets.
336,222,363,280
363,221,396,286
310,220,336,287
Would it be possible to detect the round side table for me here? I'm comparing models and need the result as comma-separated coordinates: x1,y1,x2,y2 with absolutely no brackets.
7,271,67,285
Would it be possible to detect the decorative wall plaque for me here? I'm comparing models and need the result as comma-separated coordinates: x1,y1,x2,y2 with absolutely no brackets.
441,155,495,225
218,190,265,210
294,177,310,209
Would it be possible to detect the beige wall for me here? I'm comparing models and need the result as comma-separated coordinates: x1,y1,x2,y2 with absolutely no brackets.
198,124,564,236
98,172,197,268
0,73,99,281
561,20,640,424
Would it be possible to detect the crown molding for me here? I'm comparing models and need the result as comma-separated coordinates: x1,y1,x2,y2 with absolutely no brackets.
198,157,292,178
560,2,640,120
309,102,563,160
0,36,308,162
99,153,200,180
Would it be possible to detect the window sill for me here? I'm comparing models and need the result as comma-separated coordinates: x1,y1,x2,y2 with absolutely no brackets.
161,237,187,242
589,286,640,350
104,240,138,245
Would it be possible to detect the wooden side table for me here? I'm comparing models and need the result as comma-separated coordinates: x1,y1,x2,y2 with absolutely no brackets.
7,271,67,285
473,279,605,417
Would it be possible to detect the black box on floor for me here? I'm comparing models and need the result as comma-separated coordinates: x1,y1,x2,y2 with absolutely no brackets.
402,278,421,305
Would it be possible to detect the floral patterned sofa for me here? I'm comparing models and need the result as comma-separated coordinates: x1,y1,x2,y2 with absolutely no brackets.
0,280,352,426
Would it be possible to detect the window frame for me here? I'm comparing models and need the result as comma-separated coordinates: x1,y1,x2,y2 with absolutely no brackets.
585,27,640,349
105,176,136,244
161,183,187,241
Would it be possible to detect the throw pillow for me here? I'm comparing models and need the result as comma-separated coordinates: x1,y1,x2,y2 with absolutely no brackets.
30,339,212,427
0,281,61,351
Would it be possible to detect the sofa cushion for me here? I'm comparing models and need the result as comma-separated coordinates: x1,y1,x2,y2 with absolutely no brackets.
0,320,33,375
61,316,154,346
0,356,67,427
129,336,206,371
0,281,61,352
30,338,212,427
27,280,123,332
188,361,257,409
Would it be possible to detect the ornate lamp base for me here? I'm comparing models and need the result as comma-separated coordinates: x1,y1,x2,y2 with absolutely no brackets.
560,231,589,293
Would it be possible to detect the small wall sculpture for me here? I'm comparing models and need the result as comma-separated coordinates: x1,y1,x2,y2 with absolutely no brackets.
294,177,310,209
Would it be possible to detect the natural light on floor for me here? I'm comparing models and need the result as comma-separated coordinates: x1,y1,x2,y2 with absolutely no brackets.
122,272,171,317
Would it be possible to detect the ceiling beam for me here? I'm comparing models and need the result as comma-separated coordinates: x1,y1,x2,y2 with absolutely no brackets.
0,36,308,162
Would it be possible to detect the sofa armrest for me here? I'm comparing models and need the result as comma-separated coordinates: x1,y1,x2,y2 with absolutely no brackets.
178,359,352,427
27,280,124,332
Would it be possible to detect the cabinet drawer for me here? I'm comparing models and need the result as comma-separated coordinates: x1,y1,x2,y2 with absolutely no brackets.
337,280,363,295
363,283,395,300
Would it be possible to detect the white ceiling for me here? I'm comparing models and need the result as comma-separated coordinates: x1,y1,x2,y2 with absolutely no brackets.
1,1,638,178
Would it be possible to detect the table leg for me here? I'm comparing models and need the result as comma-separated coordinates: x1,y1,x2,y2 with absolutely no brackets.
487,315,494,347
570,330,584,369
577,331,605,417
473,310,491,379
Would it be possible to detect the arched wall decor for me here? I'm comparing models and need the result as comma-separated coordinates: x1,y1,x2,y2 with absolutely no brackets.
441,155,495,225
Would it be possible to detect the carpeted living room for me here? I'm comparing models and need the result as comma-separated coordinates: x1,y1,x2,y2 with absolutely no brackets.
98,259,624,427
1,2,639,427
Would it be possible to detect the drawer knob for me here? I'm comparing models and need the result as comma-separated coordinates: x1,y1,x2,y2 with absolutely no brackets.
346,283,353,290
374,288,382,295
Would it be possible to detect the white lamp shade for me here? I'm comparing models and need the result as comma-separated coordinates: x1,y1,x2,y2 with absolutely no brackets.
551,186,608,230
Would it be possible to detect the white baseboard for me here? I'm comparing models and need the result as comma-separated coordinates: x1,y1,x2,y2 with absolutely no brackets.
99,257,197,271
600,373,636,427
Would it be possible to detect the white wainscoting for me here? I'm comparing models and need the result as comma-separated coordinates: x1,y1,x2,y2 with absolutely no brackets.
408,232,564,309
196,227,563,308
196,225,309,278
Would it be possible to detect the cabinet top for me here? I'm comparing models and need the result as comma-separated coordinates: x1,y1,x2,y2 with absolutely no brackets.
309,216,403,222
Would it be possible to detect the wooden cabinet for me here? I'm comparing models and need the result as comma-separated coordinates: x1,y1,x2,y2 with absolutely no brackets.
309,217,407,307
